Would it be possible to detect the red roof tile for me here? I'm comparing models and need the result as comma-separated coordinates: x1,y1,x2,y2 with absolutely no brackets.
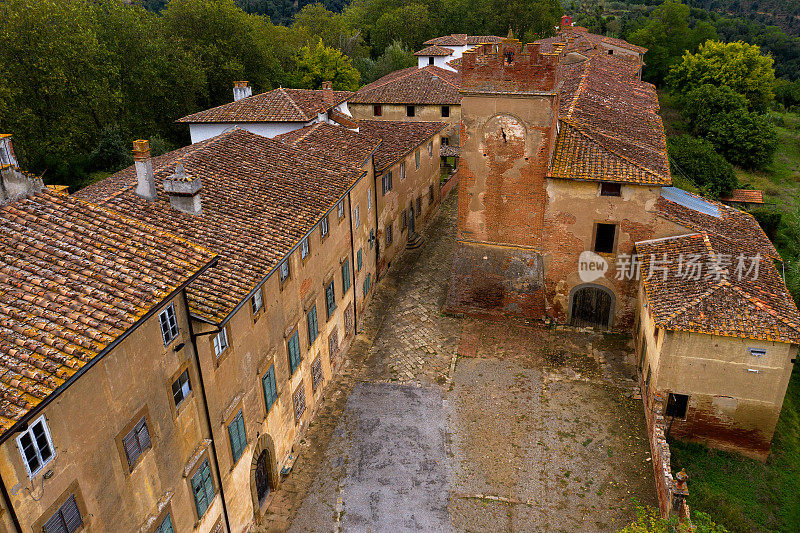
424,34,468,47
358,121,447,171
275,122,380,171
721,189,765,204
0,190,216,433
637,233,800,343
177,87,353,124
415,45,454,57
76,129,363,324
349,66,461,105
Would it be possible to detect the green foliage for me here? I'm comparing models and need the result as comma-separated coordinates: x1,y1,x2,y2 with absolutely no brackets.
749,208,782,241
704,111,778,170
369,3,433,54
775,79,800,111
667,135,737,198
682,85,750,136
355,41,417,84
293,38,361,91
667,40,776,113
293,3,367,58
617,504,728,532
89,125,133,173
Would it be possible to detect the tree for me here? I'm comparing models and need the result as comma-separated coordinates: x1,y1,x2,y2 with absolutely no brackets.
356,40,417,84
293,3,367,58
703,111,777,170
667,40,776,113
628,0,693,86
293,38,361,91
681,84,749,136
667,135,738,199
369,4,433,53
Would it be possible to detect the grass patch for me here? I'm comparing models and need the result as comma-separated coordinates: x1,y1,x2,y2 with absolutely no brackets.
670,366,800,532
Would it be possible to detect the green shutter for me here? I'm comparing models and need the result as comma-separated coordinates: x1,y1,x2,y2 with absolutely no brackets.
342,259,351,293
357,249,363,271
263,365,277,412
307,306,318,344
228,410,246,462
288,332,301,374
326,281,336,317
192,460,214,518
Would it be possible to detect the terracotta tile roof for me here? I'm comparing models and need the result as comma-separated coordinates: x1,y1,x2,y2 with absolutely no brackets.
447,57,462,70
636,233,800,343
76,129,363,324
328,108,360,129
415,45,454,57
275,122,380,171
598,35,647,54
440,144,460,158
349,66,461,105
177,87,353,124
466,35,503,45
656,188,778,260
540,31,669,185
358,120,447,171
0,190,216,434
424,34,468,47
721,189,765,204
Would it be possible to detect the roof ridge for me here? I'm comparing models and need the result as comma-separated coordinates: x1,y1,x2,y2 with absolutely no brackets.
426,66,461,90
727,283,800,335
661,280,727,326
280,87,311,121
358,67,419,94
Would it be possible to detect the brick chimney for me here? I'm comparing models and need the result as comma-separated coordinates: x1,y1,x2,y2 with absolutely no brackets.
133,139,157,201
233,81,252,101
163,163,203,215
321,80,334,109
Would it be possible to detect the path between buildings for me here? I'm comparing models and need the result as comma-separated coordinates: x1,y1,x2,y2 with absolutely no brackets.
260,192,657,532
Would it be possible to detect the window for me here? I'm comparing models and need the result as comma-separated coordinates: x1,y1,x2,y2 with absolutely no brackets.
155,514,174,533
279,260,290,283
262,365,277,413
749,348,767,357
227,410,246,463
311,358,324,392
123,417,151,470
320,216,329,239
356,248,363,271
159,303,179,345
416,196,422,216
307,305,319,345
363,273,372,298
213,328,229,358
300,237,310,260
382,171,393,195
341,258,351,293
406,105,415,117
369,229,375,249
665,393,689,419
329,328,340,365
401,210,408,232
325,280,336,318
442,137,449,146
428,184,434,204
600,182,621,197
354,205,360,228
428,141,433,157
191,459,215,519
17,415,53,477
292,384,307,421
251,287,263,315
415,150,421,170
608,49,614,55
400,162,406,181
441,105,450,118
367,189,373,211
385,222,393,246
428,56,434,65
344,303,354,334
172,369,192,408
373,104,382,117
43,494,82,533
337,200,345,220
594,223,616,254
288,331,301,374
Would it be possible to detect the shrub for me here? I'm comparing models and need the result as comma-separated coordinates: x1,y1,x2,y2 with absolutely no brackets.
749,208,781,241
667,135,737,198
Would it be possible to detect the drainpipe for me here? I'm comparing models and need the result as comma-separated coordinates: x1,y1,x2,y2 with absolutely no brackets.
372,163,381,279
183,293,232,533
346,190,358,333
0,471,22,533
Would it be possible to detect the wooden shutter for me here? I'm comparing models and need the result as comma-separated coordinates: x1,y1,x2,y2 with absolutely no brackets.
263,366,277,412
136,418,151,451
61,495,82,533
123,427,140,467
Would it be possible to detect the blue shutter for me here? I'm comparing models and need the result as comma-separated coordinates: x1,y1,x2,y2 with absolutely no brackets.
357,249,363,271
192,460,212,518
263,365,278,412
307,306,318,344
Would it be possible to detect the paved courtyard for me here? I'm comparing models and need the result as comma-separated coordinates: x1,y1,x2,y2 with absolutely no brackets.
261,191,656,532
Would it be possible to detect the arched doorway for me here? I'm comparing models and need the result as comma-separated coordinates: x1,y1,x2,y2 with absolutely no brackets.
255,449,270,505
250,433,279,520
569,284,615,329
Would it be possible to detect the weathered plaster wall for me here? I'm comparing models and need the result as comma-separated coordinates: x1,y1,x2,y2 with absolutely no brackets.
0,292,224,533
349,104,460,130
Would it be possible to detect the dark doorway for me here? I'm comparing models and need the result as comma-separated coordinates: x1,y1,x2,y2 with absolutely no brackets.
255,449,271,505
409,204,416,235
570,285,614,329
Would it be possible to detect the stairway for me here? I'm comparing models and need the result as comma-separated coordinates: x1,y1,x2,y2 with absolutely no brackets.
406,232,424,250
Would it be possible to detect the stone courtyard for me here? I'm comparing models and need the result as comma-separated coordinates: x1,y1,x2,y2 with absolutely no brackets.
260,191,657,532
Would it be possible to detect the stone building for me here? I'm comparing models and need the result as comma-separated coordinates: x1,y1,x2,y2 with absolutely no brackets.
0,162,221,532
445,27,800,460
178,81,354,143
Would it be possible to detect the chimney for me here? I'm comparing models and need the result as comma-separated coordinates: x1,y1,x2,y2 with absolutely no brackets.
162,163,203,215
322,80,334,108
0,134,19,169
233,81,252,101
133,139,157,201
0,134,45,205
